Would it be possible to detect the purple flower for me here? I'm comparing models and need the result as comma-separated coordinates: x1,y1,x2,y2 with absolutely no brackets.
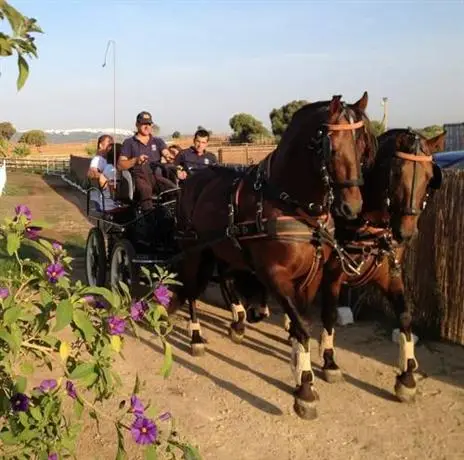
95,300,106,309
154,284,172,307
107,316,126,336
52,242,62,251
82,295,95,304
48,453,58,460
130,301,148,322
10,393,29,412
46,263,65,284
25,226,41,240
0,287,9,300
38,379,57,392
15,204,32,221
158,411,171,422
65,381,77,400
131,417,157,445
130,395,144,416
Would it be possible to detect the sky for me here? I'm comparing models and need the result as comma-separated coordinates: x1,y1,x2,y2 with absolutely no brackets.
1,0,463,135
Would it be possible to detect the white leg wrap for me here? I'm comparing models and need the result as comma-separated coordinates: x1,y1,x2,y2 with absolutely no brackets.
290,338,314,386
283,314,291,331
188,321,202,338
259,306,270,318
231,303,246,322
319,328,335,362
398,332,418,373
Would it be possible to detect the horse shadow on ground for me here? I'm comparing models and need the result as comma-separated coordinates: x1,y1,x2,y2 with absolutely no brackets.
196,284,464,392
127,328,285,417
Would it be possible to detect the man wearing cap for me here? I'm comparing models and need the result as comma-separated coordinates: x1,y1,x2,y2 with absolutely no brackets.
118,111,171,211
175,129,218,180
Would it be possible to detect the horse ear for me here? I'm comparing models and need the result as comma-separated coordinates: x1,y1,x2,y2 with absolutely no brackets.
353,91,368,111
328,95,342,117
426,131,446,154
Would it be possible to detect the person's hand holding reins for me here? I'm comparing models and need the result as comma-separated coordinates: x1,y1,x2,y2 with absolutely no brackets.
137,154,149,165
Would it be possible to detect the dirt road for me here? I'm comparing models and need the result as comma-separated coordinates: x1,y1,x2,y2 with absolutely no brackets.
1,173,463,460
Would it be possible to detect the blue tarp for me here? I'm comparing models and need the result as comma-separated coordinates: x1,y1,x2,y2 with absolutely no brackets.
433,150,464,169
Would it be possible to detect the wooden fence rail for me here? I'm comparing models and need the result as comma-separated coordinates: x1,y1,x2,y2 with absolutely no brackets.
3,157,70,174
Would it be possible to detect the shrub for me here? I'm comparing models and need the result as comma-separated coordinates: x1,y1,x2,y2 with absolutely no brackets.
12,143,31,157
0,138,10,157
0,206,201,459
85,143,97,157
18,130,47,148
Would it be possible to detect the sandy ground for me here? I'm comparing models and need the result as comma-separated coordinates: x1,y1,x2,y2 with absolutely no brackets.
1,172,463,460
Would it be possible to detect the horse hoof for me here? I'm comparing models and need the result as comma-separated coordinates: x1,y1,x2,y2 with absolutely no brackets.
293,397,318,420
323,368,344,383
191,343,206,357
229,327,244,344
395,380,416,403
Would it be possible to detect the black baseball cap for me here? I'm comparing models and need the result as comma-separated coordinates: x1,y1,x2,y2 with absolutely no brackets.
136,111,153,125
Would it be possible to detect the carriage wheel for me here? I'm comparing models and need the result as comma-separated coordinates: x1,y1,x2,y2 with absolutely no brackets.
109,239,139,291
85,227,107,286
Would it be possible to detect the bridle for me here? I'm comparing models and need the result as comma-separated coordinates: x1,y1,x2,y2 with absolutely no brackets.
386,133,434,217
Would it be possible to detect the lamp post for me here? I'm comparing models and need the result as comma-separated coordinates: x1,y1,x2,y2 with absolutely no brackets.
102,40,116,187
381,97,389,131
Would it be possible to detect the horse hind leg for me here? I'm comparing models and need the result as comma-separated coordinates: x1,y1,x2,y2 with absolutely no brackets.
246,280,271,324
188,299,207,356
225,277,248,344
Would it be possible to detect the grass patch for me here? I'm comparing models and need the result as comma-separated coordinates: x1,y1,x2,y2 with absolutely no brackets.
2,183,34,196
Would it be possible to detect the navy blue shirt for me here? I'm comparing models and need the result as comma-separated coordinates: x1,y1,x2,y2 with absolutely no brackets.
121,135,167,164
174,147,218,171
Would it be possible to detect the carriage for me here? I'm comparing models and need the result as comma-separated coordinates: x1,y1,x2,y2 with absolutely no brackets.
84,163,181,290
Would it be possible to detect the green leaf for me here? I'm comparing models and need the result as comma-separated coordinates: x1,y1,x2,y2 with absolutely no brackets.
132,373,141,395
54,299,73,332
4,305,22,325
115,423,127,460
18,411,29,428
17,54,29,91
73,399,84,419
0,329,16,351
30,406,42,422
80,371,98,388
144,445,158,460
15,375,27,393
0,430,19,445
184,444,202,460
80,286,119,309
117,281,131,302
6,232,20,255
70,362,95,380
73,309,97,342
39,288,53,307
22,238,53,262
160,342,173,378
20,362,34,375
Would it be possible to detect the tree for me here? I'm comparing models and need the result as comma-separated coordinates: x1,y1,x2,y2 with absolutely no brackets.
229,113,269,143
418,124,444,139
19,129,46,147
0,1,43,90
370,120,385,137
197,125,213,135
269,100,308,140
0,121,16,140
172,131,181,139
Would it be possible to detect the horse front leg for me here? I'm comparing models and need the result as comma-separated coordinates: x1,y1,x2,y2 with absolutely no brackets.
261,267,320,420
246,281,271,323
387,274,418,403
224,277,248,344
319,270,345,383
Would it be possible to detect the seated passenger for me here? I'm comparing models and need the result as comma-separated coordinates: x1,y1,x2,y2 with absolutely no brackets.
87,134,114,180
161,144,182,164
174,129,218,180
90,143,122,212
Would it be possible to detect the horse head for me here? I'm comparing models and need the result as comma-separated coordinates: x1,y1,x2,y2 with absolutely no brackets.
378,128,445,242
270,93,369,220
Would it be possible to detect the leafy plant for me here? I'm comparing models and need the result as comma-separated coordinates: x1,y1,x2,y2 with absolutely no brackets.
0,205,201,459
0,1,43,90
12,142,31,157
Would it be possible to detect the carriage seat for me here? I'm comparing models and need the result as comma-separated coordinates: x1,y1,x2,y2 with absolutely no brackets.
114,170,135,204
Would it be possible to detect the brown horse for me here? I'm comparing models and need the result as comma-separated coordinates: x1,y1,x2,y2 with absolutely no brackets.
169,93,374,420
312,128,445,403
217,98,377,341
